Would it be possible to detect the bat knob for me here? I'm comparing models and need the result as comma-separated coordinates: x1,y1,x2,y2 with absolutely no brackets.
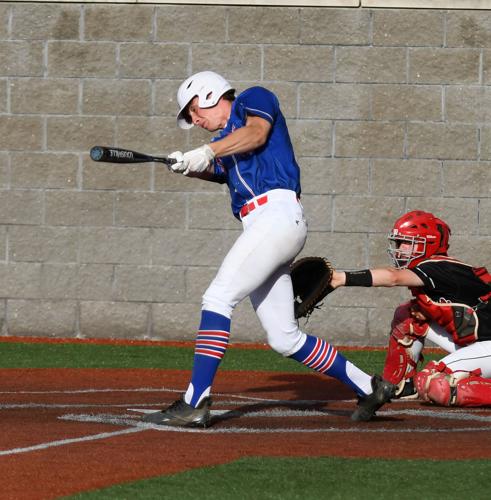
90,146,104,161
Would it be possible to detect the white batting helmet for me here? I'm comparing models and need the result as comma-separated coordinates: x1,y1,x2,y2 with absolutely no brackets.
176,71,233,129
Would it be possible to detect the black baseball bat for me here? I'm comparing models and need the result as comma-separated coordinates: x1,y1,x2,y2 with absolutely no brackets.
90,146,176,166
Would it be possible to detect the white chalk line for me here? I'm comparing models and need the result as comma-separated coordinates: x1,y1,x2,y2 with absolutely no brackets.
0,427,145,457
59,412,491,435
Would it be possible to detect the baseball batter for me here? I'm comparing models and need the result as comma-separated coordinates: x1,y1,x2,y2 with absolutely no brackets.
330,210,491,410
143,71,393,427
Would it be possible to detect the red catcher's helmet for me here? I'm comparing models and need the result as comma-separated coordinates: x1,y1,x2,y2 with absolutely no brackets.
387,210,451,269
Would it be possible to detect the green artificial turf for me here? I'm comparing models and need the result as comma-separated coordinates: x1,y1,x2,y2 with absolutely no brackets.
0,340,441,373
66,456,491,500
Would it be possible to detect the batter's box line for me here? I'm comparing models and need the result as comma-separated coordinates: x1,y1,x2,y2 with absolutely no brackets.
59,412,491,434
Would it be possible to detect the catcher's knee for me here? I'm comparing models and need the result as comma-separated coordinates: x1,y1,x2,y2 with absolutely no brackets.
414,361,452,403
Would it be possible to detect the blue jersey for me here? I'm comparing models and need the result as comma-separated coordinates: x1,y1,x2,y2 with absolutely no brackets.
209,86,301,219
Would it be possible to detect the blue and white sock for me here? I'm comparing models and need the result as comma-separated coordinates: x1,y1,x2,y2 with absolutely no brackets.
184,310,231,407
289,334,372,396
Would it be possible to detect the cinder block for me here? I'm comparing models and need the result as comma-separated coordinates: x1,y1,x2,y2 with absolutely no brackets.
299,158,370,196
119,43,188,79
229,7,300,44
7,299,77,337
0,41,43,76
0,116,43,151
82,79,151,116
79,227,152,264
9,226,78,263
336,47,406,83
151,302,202,340
45,191,114,226
301,194,332,231
446,11,491,48
299,83,370,120
409,48,480,84
192,44,261,81
84,5,153,41
155,165,224,193
0,80,6,113
47,116,115,152
407,123,478,160
115,192,186,228
185,266,217,303
77,264,114,300
0,4,8,39
188,193,239,230
299,232,368,269
154,79,182,117
11,3,79,40
115,116,187,154
445,86,491,123
335,121,405,158
113,265,185,302
10,153,78,189
152,228,229,266
0,263,42,299
260,82,298,119
369,308,399,345
299,306,368,345
371,159,442,196
82,160,151,191
0,191,43,225
405,197,479,235
264,45,333,82
0,226,7,262
10,78,79,115
48,41,117,78
443,161,491,197
334,196,405,233
42,263,114,300
0,152,9,189
480,126,491,160
156,5,226,42
300,8,370,45
450,235,491,261
288,120,332,157
371,84,442,121
372,9,444,46
478,199,491,236
80,301,150,339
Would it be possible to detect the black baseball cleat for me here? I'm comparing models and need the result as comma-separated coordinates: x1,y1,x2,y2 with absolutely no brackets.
351,375,397,422
142,396,212,428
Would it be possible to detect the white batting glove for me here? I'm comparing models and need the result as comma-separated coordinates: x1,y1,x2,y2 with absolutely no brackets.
182,145,215,175
168,151,186,173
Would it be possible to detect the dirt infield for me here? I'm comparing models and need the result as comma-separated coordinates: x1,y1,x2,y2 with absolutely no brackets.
1,368,491,499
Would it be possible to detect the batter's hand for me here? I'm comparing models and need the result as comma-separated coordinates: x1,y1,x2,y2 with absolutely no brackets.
168,151,186,173
182,144,215,175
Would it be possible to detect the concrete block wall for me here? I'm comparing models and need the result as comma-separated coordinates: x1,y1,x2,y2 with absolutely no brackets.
0,2,490,345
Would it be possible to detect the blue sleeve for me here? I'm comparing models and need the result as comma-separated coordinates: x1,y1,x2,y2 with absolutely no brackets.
235,87,279,125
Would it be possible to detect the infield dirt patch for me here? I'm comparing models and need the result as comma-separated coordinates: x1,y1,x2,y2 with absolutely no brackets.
1,368,490,499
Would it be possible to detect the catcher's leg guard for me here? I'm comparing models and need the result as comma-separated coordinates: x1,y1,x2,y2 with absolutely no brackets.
414,360,448,402
382,303,427,397
427,371,491,407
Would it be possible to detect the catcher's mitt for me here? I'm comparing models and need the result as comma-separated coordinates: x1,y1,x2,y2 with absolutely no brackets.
290,257,335,319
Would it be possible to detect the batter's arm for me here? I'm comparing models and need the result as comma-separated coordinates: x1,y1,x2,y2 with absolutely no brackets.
209,116,271,157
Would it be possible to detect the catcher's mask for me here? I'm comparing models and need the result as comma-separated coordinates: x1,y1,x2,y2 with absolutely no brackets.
387,210,451,269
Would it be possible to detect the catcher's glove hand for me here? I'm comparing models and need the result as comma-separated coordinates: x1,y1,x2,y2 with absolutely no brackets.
290,257,335,319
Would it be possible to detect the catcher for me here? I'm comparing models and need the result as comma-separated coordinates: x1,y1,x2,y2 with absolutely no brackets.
294,210,491,410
